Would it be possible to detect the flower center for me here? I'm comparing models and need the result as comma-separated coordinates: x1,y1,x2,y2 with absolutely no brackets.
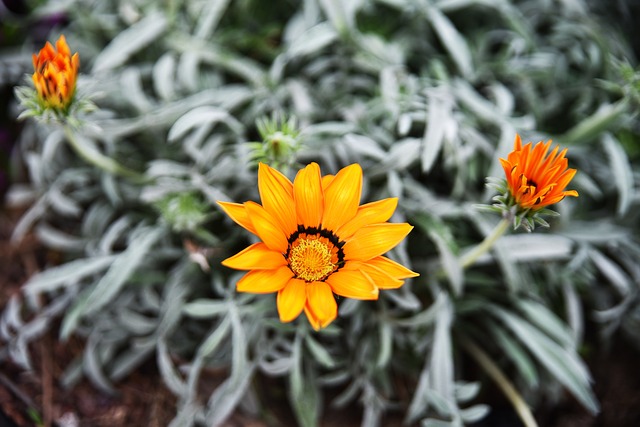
286,226,345,282
288,238,335,282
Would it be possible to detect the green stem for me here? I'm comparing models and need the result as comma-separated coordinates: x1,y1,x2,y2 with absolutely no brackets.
63,126,147,182
459,335,538,427
460,217,511,269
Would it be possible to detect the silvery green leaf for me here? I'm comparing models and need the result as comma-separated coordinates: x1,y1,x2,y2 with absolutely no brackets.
376,321,393,368
289,333,320,427
589,248,632,297
109,339,155,381
426,5,473,77
153,53,177,101
285,22,337,58
413,214,462,294
422,91,453,173
36,223,86,251
120,68,153,112
492,306,598,414
93,13,168,72
198,317,231,358
98,216,132,254
454,381,480,403
259,357,293,376
0,296,23,340
422,419,459,427
23,255,116,295
319,0,360,35
397,114,412,136
561,101,628,145
516,300,574,347
430,298,454,404
563,280,584,344
157,339,187,395
343,134,386,161
116,309,157,335
48,184,82,217
206,365,256,427
182,299,230,318
195,0,231,39
497,234,573,263
384,138,421,169
168,106,242,142
305,335,336,369
491,325,538,387
60,227,165,338
460,404,490,423
83,337,115,394
602,133,633,216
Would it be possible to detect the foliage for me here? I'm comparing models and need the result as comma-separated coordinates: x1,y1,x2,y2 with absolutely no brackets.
1,0,639,426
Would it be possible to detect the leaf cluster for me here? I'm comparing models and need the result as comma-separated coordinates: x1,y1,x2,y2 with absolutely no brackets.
1,0,639,426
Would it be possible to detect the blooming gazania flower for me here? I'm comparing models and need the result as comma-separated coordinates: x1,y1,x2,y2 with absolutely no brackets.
218,162,418,329
499,134,578,211
32,35,79,111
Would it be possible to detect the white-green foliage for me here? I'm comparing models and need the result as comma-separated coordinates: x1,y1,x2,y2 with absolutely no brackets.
2,0,639,425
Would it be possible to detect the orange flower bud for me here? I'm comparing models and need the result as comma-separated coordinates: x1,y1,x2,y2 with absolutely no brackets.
500,134,578,211
32,35,79,112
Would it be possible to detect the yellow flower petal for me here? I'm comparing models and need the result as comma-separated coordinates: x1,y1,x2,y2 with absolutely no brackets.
344,223,413,261
337,198,398,239
237,265,293,293
293,162,323,228
305,281,337,329
321,174,334,190
222,242,286,270
342,260,404,289
258,163,297,237
322,164,362,231
244,201,288,253
277,278,306,322
368,256,419,280
304,306,322,330
326,269,379,300
217,201,257,235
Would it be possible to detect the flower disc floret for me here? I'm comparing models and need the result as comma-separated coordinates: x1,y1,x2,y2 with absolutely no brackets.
218,162,419,330
288,235,337,282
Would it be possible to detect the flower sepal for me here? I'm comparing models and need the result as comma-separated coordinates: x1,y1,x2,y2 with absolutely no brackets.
479,177,563,232
15,80,96,126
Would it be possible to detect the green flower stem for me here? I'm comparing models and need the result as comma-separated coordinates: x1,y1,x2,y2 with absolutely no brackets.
459,334,539,427
63,126,147,182
460,217,511,269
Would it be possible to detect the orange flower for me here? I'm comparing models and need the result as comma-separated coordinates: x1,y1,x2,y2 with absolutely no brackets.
219,163,418,330
32,35,79,111
500,134,578,211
